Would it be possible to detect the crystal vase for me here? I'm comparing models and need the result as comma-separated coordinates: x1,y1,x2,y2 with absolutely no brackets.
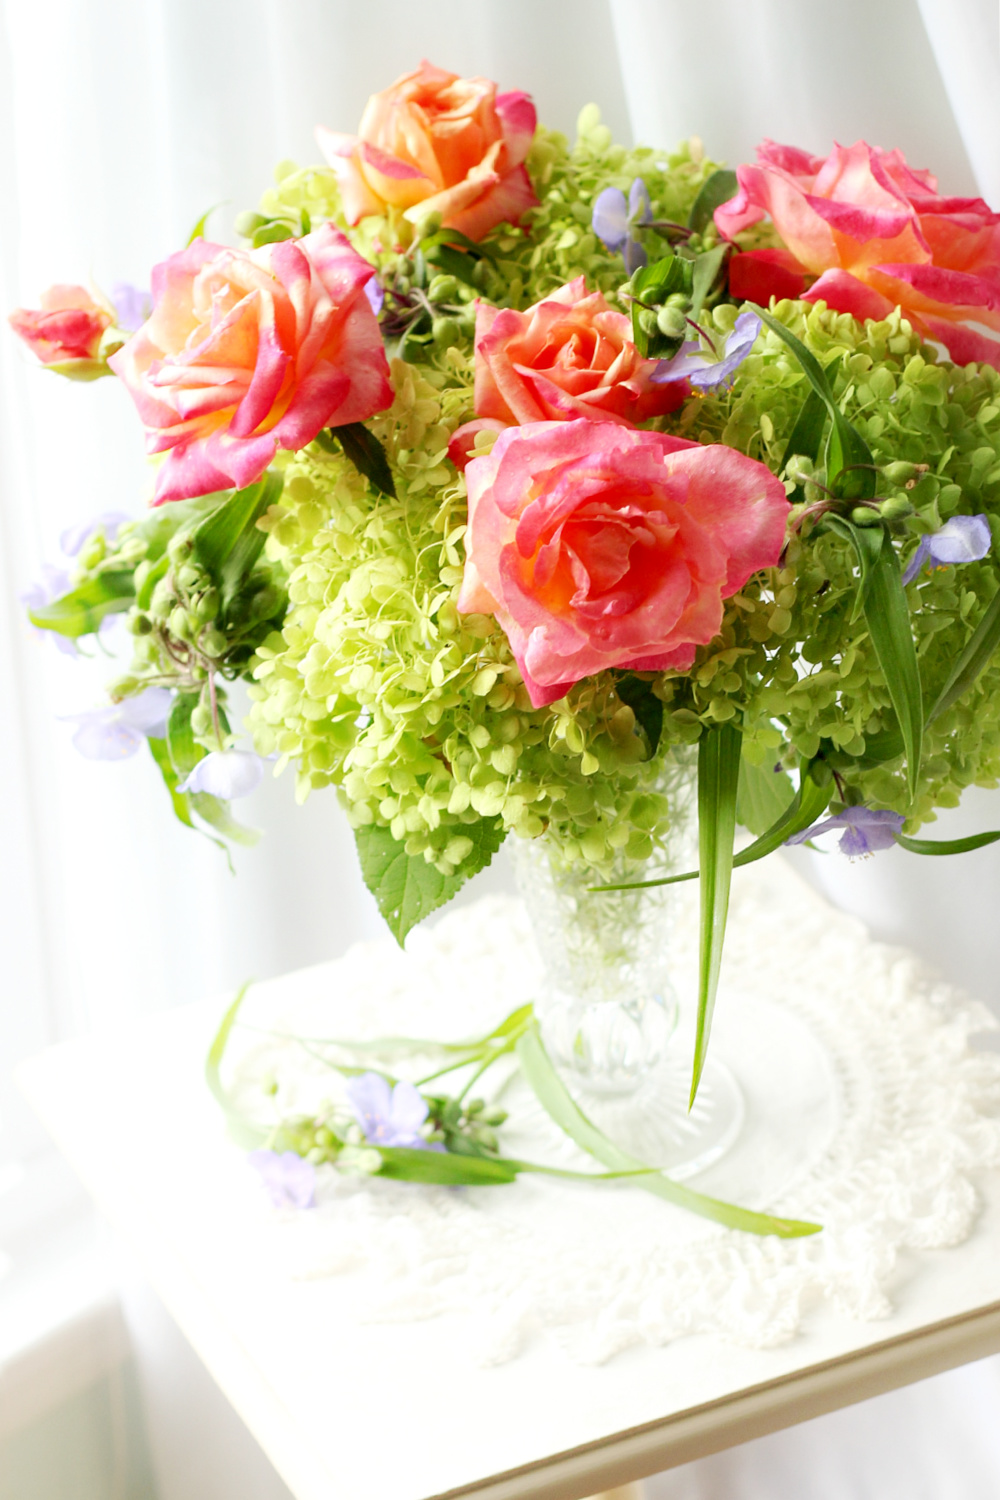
510,750,744,1177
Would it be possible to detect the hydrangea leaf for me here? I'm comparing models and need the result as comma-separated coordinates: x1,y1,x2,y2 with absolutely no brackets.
354,818,506,946
736,752,795,835
687,168,738,234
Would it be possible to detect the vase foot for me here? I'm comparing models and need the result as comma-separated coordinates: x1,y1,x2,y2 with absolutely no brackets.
571,1051,745,1180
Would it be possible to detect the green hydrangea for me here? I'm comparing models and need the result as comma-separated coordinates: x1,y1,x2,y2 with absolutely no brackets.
242,109,1000,887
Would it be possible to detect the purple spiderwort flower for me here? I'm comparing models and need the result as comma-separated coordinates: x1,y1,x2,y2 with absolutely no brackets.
59,509,130,558
592,179,652,275
902,514,992,586
177,749,264,799
652,310,761,390
345,1072,438,1149
111,283,152,333
248,1150,316,1210
21,565,78,656
786,805,905,859
62,686,173,760
364,277,385,316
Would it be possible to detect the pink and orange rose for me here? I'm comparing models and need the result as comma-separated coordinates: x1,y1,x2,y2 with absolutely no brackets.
110,224,392,504
317,60,538,240
448,277,687,470
458,419,788,707
9,284,112,375
717,140,1000,369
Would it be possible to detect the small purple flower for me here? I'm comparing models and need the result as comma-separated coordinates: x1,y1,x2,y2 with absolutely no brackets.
21,565,78,656
364,277,385,316
62,686,173,760
177,749,264,799
592,178,652,274
652,310,761,390
346,1073,434,1149
902,514,992,586
111,283,152,333
59,509,130,558
248,1149,316,1210
786,805,905,859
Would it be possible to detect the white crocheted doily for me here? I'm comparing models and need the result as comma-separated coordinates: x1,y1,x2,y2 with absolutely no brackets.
229,856,1000,1366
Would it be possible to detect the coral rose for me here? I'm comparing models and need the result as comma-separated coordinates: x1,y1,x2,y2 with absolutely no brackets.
472,275,687,427
716,140,1000,369
458,420,788,707
316,60,538,240
9,284,112,375
110,225,392,504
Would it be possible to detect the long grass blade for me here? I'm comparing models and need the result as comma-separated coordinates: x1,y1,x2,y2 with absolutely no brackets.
516,1026,820,1237
693,722,743,1104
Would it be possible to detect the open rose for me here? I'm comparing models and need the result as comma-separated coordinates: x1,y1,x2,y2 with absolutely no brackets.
9,284,112,376
716,140,1000,369
448,277,687,470
316,60,538,240
110,225,392,504
458,420,788,707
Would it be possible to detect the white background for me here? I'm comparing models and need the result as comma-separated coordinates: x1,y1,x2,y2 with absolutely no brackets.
2,3,1000,1497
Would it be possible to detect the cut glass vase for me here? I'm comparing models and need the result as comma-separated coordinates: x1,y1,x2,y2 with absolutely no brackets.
510,750,744,1179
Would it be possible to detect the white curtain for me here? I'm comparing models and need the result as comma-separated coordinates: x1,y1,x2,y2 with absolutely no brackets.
2,3,999,1497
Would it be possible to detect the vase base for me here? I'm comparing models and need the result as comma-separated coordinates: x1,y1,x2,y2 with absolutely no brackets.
570,1052,745,1180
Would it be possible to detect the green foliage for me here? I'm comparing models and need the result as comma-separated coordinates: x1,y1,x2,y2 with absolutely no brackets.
694,722,742,1102
354,816,504,946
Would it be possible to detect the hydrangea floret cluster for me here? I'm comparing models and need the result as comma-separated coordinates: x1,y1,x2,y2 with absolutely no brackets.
12,60,1000,1120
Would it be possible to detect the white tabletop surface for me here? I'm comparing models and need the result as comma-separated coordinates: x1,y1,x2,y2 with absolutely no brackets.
18,887,1000,1500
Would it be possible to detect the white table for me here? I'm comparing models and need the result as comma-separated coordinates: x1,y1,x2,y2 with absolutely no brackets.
18,873,1000,1500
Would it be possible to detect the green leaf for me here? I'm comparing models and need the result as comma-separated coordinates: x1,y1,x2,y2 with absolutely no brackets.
190,791,260,848
320,423,396,498
27,570,135,639
752,307,875,501
926,590,1000,726
780,380,833,502
687,169,738,234
190,472,282,610
737,752,795,835
593,765,832,891
516,1025,820,1237
836,521,922,801
689,244,728,321
614,672,663,757
375,1147,519,1185
147,735,196,829
354,818,505,945
895,830,1000,855
823,512,883,623
693,721,743,1103
423,242,480,286
187,204,223,245
166,692,203,777
205,984,268,1149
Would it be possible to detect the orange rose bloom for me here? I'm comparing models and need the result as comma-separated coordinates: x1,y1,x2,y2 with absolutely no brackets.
317,61,539,241
717,140,1000,370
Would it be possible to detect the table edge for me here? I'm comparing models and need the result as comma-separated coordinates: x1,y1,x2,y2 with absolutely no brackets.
433,1300,1000,1500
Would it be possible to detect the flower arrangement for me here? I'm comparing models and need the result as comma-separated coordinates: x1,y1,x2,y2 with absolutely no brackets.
12,61,1000,1223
